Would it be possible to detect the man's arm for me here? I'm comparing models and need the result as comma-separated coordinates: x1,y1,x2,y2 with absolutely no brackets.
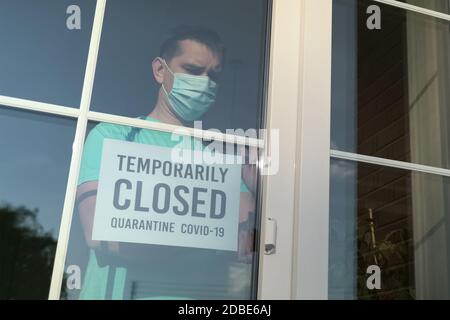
238,191,256,262
77,180,175,262
237,160,259,262
76,181,120,254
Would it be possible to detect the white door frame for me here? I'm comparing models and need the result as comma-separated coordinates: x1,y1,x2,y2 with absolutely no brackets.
258,0,450,300
257,0,333,300
257,0,450,301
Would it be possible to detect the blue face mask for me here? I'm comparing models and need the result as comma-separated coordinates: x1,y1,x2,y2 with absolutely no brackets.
162,60,218,122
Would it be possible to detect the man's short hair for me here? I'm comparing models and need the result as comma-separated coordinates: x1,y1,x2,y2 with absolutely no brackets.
159,26,225,63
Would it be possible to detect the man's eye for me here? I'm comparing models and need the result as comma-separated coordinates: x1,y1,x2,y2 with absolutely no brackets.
184,67,203,75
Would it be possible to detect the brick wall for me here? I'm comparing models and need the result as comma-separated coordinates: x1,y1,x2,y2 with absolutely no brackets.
356,1,415,299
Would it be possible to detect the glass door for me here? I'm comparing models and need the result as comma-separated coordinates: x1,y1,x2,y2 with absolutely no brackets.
0,0,336,300
53,0,273,300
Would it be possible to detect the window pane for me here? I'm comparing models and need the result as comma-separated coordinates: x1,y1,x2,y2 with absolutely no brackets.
90,0,269,132
0,106,76,299
63,120,261,300
0,0,95,107
329,158,450,299
332,0,450,170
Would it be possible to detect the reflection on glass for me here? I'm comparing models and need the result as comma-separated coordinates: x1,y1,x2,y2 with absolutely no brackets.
91,0,269,132
332,0,450,169
0,205,59,299
0,0,95,106
0,107,76,299
64,120,260,300
330,159,450,299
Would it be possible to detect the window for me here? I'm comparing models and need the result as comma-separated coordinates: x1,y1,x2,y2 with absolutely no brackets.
64,122,263,300
0,0,95,107
0,0,94,299
330,0,450,299
397,0,450,15
1,0,301,301
330,159,450,299
332,0,450,169
0,108,76,299
90,0,269,132
58,0,270,300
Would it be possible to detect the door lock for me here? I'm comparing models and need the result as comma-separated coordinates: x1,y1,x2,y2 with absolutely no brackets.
264,217,277,255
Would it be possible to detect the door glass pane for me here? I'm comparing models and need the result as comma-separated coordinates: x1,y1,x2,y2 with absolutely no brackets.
0,0,95,107
63,120,261,300
329,158,450,299
0,106,76,299
332,0,450,170
90,0,269,132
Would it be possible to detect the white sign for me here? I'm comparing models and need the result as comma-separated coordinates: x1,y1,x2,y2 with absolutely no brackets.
92,139,242,251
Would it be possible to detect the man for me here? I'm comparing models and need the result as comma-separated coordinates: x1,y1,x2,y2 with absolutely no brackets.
75,26,256,300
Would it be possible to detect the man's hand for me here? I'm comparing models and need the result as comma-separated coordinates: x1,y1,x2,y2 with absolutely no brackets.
241,145,259,196
238,191,256,263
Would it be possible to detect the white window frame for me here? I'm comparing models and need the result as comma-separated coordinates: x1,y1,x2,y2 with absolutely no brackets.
1,0,449,301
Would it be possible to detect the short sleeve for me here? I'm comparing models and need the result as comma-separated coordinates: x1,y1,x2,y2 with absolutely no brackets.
240,179,250,193
78,126,106,186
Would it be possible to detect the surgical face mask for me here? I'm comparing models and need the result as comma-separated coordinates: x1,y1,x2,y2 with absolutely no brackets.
162,60,218,122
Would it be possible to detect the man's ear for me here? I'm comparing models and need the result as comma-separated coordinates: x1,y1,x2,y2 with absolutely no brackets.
152,57,165,84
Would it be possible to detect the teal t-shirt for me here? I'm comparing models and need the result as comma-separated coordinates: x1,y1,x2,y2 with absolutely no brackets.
77,117,250,300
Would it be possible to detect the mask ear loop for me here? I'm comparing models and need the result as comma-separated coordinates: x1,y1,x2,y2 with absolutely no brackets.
161,59,175,76
161,59,175,97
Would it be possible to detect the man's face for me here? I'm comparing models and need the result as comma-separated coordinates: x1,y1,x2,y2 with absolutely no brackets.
156,39,222,93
